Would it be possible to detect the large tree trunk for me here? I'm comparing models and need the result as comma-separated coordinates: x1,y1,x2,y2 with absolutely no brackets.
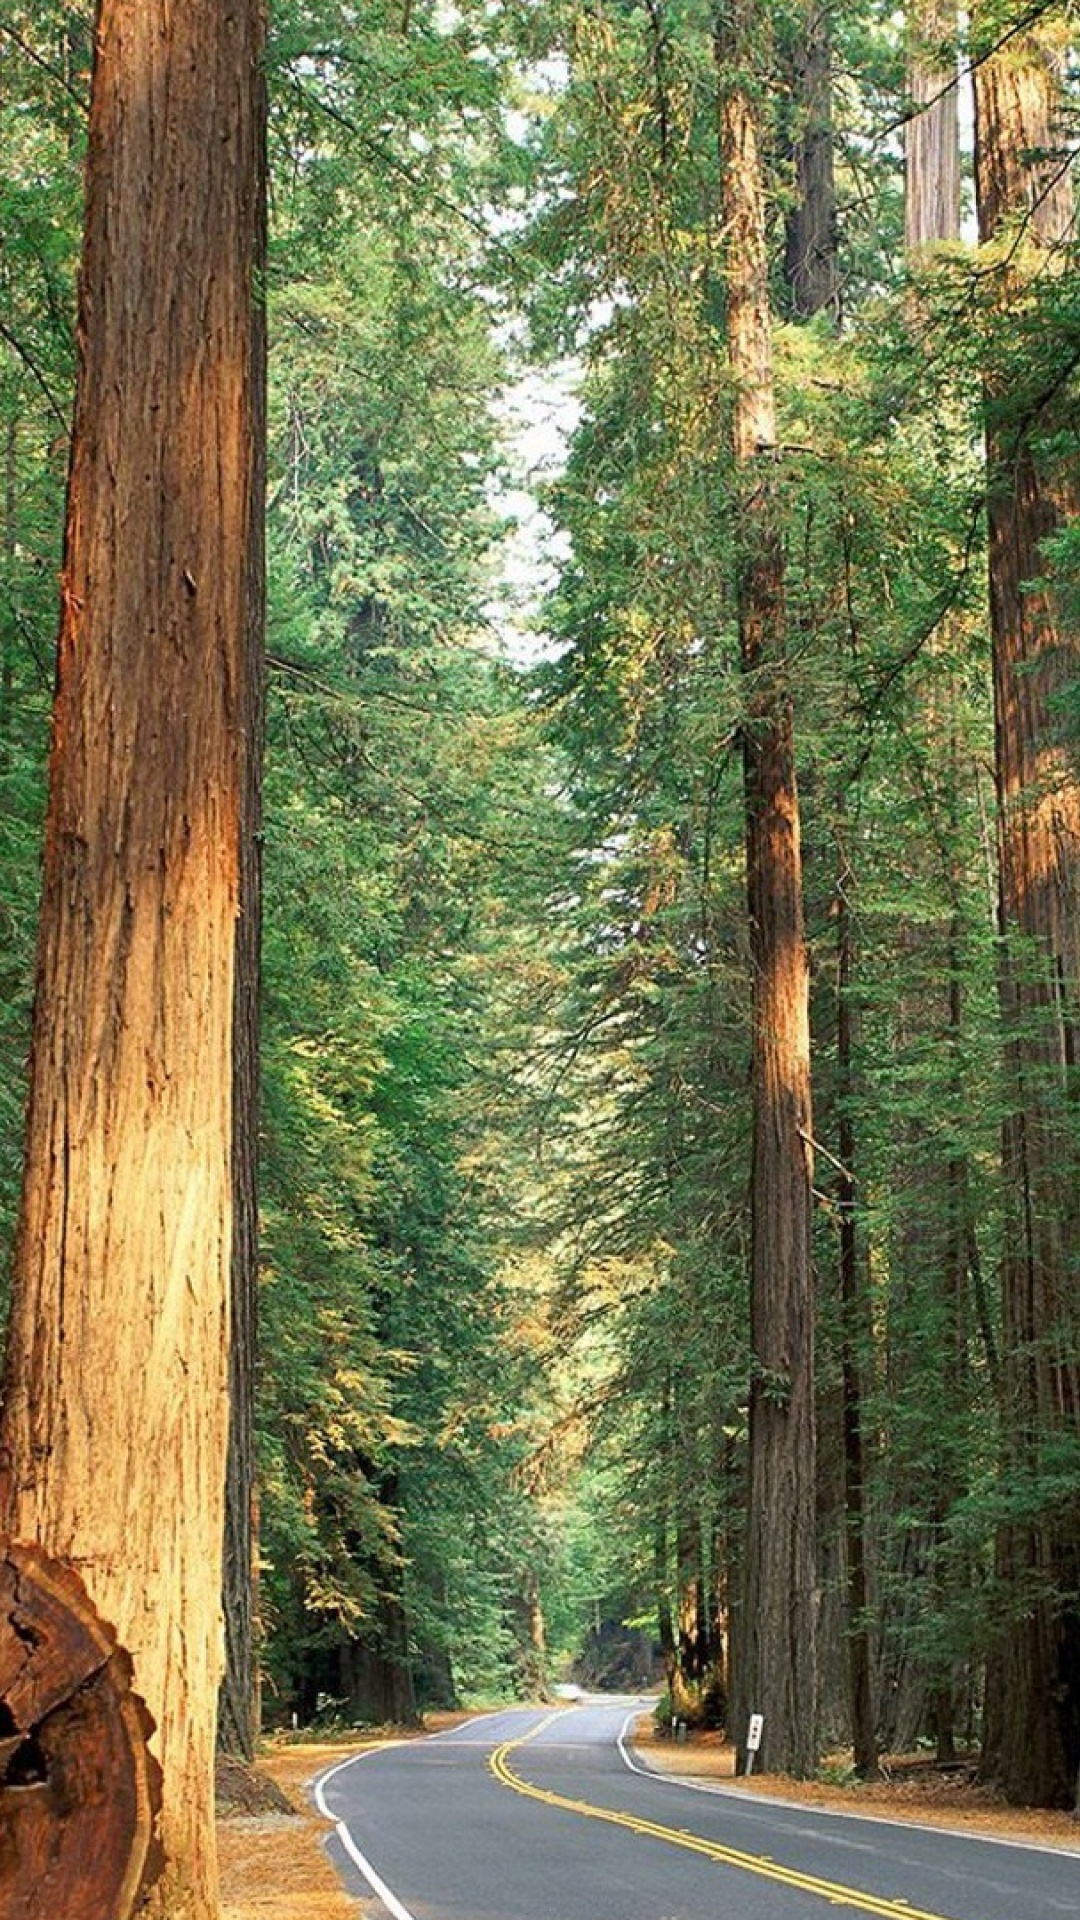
338,1592,420,1727
973,15,1080,1808
904,0,960,253
783,0,839,320
0,1,266,1912
715,0,819,1780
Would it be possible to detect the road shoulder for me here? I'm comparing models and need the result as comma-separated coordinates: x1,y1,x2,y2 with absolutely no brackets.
629,1719,1080,1854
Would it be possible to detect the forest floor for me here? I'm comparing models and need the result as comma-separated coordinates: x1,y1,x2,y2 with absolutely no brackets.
217,1710,1080,1920
633,1721,1080,1849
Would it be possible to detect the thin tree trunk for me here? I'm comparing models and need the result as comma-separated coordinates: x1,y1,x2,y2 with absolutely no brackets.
673,1503,709,1717
0,2,266,1911
656,1515,678,1698
715,0,818,1780
929,907,966,1767
835,832,877,1776
518,1563,548,1700
654,1369,679,1703
218,50,268,1769
0,415,15,769
902,16,968,1768
973,15,1080,1808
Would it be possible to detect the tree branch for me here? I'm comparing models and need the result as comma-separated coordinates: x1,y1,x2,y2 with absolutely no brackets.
0,320,70,432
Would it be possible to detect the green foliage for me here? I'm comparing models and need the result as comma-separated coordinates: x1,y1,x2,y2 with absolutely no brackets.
505,0,1080,1760
254,16,565,1709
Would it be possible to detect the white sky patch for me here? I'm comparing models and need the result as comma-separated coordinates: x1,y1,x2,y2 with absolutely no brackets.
486,354,581,667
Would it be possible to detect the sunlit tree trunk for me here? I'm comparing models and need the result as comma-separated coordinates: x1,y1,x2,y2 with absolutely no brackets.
973,12,1080,1808
904,0,960,254
715,0,818,1779
781,14,862,1769
0,0,266,1910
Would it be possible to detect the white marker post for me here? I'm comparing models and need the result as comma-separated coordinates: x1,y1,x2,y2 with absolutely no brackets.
745,1712,764,1776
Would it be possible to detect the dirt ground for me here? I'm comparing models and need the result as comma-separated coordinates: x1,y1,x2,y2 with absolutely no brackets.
217,1714,1080,1920
218,1739,362,1920
633,1722,1080,1851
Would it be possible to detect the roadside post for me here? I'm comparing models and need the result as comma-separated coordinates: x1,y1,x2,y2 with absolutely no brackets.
745,1713,764,1775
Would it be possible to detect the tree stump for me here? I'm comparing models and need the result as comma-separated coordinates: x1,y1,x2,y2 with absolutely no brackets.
0,1541,162,1918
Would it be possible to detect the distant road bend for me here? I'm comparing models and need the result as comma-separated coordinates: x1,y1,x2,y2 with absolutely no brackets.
314,1695,1080,1920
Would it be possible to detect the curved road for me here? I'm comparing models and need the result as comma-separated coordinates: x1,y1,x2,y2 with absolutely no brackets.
314,1696,1080,1920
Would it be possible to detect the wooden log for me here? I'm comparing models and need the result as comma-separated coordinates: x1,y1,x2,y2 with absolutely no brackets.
0,1541,162,1918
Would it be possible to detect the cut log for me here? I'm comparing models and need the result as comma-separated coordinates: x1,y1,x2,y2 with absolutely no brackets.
0,1541,162,1918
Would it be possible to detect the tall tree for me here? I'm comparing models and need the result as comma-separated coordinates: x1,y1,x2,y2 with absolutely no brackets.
879,0,966,1767
0,3,266,1914
219,54,269,1765
832,828,879,1775
714,0,818,1777
972,7,1080,1807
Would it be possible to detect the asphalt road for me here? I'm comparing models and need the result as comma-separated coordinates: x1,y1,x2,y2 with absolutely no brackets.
314,1695,1080,1920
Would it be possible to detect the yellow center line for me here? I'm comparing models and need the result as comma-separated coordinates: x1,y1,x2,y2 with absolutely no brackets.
488,1718,966,1920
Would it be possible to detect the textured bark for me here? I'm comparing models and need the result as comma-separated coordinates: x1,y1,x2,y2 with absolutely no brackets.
0,1,266,1911
715,0,818,1780
928,919,969,1767
219,52,268,1771
0,1543,162,1918
783,0,840,319
671,1507,711,1719
904,1,960,253
835,843,877,1777
973,17,1080,1808
337,1598,420,1727
655,1515,677,1691
900,10,969,1769
973,30,1073,249
516,1564,549,1700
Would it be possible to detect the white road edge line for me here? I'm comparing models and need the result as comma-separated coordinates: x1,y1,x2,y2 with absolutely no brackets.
312,1704,562,1920
313,1740,422,1920
330,1820,420,1920
615,1709,1080,1861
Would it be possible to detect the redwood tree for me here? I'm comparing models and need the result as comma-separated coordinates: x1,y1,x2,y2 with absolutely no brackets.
715,0,819,1778
904,0,960,256
0,0,266,1911
783,0,840,321
219,48,269,1770
973,11,1080,1807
